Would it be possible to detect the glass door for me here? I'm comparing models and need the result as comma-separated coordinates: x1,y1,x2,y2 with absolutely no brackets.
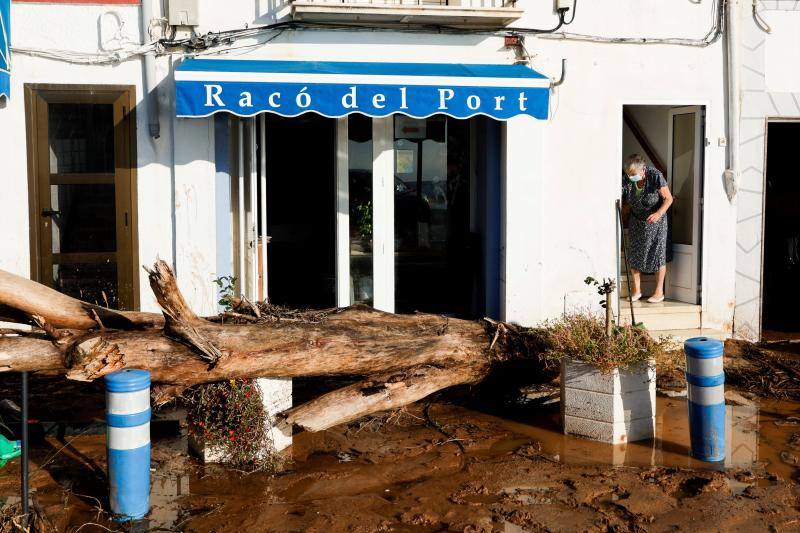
393,115,476,317
666,106,704,304
339,114,500,318
27,86,137,309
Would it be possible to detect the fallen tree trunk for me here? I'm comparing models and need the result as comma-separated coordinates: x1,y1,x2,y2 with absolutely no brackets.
0,260,525,431
0,269,163,330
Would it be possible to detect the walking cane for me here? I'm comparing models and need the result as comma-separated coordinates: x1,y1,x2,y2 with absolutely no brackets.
616,200,641,329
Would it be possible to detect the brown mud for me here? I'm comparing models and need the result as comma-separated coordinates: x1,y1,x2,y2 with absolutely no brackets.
0,342,798,531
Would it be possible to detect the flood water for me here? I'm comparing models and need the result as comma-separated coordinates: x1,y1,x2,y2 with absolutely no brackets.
145,394,798,529
487,395,799,482
1,392,798,530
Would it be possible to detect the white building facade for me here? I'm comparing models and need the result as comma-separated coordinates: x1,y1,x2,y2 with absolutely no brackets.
1,0,791,341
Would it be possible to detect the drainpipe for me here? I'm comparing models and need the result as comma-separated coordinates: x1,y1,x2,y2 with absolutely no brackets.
724,0,740,202
141,0,161,139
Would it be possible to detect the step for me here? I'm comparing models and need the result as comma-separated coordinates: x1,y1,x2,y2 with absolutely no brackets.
619,299,701,331
650,328,727,343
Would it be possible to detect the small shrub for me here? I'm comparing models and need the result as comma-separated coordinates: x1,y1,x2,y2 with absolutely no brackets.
186,379,283,472
213,275,238,311
534,313,669,373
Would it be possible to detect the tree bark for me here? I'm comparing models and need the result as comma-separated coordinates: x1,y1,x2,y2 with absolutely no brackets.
0,260,509,431
0,269,163,330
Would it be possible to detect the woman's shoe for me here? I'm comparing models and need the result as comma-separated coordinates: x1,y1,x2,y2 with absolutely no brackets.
647,295,665,303
630,293,642,302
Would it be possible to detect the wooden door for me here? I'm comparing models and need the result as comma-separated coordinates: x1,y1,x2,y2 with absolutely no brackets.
25,85,138,310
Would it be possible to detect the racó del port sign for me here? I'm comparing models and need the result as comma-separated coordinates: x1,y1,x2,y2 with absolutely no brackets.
175,59,550,121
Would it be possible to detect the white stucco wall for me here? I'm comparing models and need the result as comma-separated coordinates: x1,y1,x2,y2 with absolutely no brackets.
734,1,800,340
1,0,739,331
0,3,201,313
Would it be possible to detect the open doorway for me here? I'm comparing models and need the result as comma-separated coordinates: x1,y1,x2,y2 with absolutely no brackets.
263,114,336,309
761,121,800,339
621,104,704,306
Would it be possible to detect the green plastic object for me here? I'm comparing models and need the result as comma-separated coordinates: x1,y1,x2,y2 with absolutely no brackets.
0,434,21,468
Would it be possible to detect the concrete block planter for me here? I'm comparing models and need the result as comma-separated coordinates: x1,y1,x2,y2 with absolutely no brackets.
189,377,293,463
560,359,656,444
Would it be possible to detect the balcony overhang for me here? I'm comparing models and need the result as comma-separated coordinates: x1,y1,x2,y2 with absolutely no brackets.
291,2,524,29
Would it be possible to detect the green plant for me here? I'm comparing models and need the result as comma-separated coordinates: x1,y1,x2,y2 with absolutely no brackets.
355,201,372,240
213,275,238,311
585,276,616,337
186,379,283,472
535,313,668,373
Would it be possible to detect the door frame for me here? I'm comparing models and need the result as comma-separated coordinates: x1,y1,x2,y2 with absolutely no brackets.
666,105,704,304
24,84,140,310
616,99,710,317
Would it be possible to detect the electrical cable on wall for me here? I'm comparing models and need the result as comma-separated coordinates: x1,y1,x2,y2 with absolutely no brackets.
563,0,578,25
536,0,724,47
12,0,728,65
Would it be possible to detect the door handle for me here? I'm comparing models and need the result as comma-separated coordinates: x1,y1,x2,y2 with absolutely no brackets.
41,208,61,217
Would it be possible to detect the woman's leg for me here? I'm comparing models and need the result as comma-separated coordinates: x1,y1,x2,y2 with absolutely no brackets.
652,265,666,298
631,269,641,295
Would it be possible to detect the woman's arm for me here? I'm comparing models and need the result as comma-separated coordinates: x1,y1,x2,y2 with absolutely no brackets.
646,186,674,224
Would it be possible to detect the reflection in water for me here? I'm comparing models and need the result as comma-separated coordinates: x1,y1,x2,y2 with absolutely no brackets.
147,474,190,530
493,395,798,481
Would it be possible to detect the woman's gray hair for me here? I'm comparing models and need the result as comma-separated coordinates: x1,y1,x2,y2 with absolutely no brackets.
624,154,647,175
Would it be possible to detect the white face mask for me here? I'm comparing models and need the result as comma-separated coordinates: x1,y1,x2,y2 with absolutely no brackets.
628,174,642,183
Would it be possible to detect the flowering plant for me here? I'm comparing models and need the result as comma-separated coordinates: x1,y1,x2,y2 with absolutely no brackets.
186,379,282,471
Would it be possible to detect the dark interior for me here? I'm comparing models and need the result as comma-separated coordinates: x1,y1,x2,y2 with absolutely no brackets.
263,114,336,309
762,122,800,336
393,116,500,319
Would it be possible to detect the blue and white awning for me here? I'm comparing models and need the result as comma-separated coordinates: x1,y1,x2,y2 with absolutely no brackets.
0,0,10,101
175,59,549,121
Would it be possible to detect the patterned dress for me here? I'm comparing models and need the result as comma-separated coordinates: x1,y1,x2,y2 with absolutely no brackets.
622,166,669,274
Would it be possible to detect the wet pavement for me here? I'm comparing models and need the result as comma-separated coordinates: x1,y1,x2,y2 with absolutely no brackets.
0,389,799,531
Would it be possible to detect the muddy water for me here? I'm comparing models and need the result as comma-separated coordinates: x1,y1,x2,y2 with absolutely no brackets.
486,396,799,481
1,393,799,531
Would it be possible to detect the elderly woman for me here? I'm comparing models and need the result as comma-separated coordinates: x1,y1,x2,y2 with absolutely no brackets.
622,154,674,303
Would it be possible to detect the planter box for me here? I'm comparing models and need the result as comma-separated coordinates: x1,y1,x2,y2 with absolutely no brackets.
189,377,293,463
560,359,656,444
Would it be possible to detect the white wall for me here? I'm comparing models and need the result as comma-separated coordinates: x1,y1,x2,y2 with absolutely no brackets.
525,20,733,329
734,1,800,340
1,0,737,331
1,3,198,313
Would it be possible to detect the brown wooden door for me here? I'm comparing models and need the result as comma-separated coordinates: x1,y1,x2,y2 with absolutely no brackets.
25,85,138,310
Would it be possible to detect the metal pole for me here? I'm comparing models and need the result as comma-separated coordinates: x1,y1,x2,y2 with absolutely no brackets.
21,371,29,527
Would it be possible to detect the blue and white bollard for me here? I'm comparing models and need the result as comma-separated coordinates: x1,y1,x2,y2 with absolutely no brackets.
684,337,726,462
105,369,151,520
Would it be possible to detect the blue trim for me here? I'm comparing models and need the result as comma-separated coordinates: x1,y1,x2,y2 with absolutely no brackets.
106,409,151,428
481,118,502,319
108,445,150,520
684,337,724,359
687,400,725,462
0,0,10,101
0,72,8,102
686,373,725,387
214,114,233,295
176,58,548,79
105,369,151,392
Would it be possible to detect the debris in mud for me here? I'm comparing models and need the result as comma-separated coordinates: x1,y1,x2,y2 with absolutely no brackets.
774,416,800,427
780,450,799,466
726,340,800,400
2,399,800,530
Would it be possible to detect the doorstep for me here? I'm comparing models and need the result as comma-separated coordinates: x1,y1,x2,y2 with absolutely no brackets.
651,328,728,343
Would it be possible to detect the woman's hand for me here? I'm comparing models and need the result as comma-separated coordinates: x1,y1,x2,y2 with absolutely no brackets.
647,212,662,224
